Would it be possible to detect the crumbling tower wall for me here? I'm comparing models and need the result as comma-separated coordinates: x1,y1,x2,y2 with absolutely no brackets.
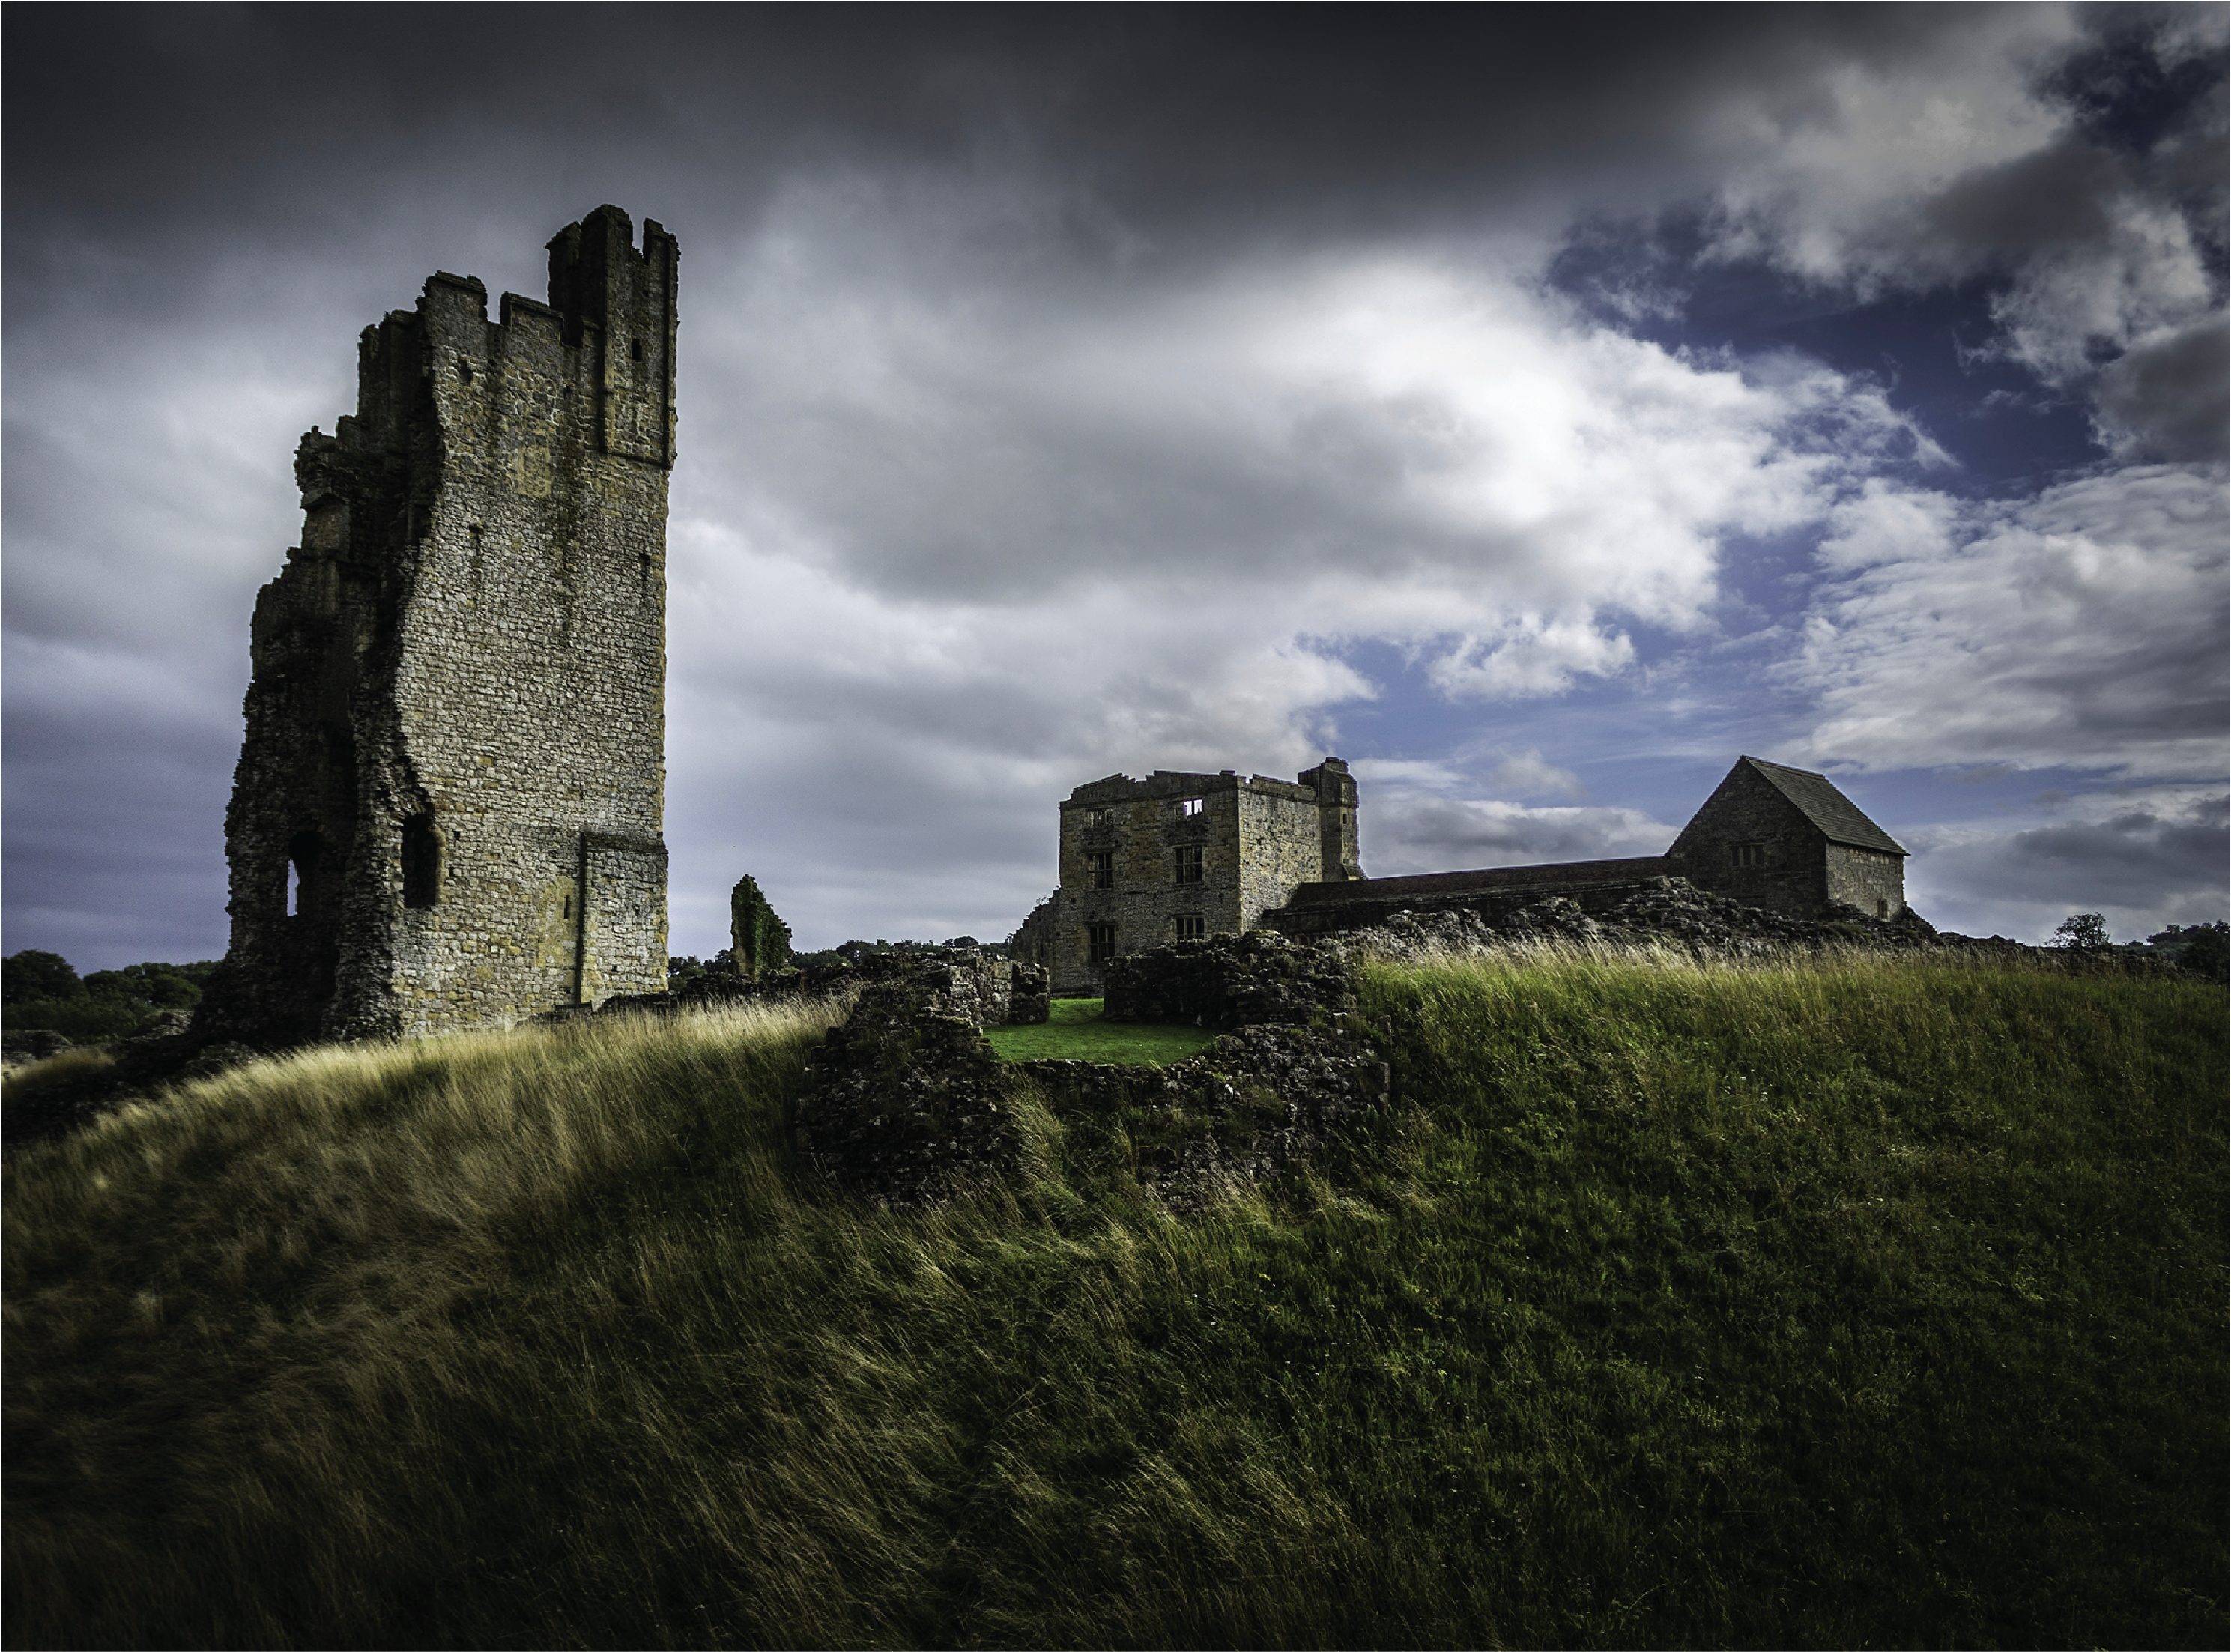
202,206,677,1042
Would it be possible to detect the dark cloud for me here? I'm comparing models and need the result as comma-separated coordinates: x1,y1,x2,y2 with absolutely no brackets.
1927,793,2229,911
2094,312,2231,460
4,4,2223,967
0,6,2101,262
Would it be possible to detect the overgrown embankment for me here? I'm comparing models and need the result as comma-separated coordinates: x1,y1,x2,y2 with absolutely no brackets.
4,955,2222,1649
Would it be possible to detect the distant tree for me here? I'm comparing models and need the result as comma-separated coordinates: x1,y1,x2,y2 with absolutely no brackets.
2052,913,2112,951
81,961,210,1011
3,950,81,1005
2146,922,2230,983
666,955,706,990
4,954,220,1038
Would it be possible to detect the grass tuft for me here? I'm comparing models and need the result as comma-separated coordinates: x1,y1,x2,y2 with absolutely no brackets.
1,1047,117,1107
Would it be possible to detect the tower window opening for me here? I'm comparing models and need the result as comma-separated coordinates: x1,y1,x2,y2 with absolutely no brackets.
285,829,322,919
1731,842,1767,870
402,813,442,909
1175,844,1204,885
1087,923,1118,964
1176,913,1206,941
1089,851,1114,889
1179,797,1204,817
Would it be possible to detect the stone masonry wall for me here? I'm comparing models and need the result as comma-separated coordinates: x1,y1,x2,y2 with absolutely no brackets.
1051,761,1356,996
1665,765,1829,917
1825,844,1907,920
200,207,676,1044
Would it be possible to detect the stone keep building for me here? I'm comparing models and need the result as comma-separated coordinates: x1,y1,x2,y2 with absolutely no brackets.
1051,761,1360,994
202,206,676,1043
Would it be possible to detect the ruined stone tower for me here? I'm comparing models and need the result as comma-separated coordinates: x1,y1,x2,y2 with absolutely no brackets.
201,207,676,1043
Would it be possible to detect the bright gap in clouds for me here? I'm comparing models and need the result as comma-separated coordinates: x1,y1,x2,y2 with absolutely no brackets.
661,199,1983,954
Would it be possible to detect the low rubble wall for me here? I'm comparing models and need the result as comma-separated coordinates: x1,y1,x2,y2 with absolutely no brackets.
1102,930,1355,1029
796,939,1382,1211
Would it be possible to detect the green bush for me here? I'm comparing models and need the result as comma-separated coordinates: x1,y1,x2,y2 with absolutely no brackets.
2,996,152,1041
1,954,217,1040
1,950,80,1005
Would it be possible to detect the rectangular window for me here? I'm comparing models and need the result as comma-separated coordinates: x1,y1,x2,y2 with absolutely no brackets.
1175,913,1206,941
1089,851,1114,889
1175,844,1204,885
1730,842,1767,869
1082,807,1112,829
1179,796,1204,817
1087,923,1118,964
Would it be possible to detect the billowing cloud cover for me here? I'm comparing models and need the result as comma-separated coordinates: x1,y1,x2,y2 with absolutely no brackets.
4,5,2224,965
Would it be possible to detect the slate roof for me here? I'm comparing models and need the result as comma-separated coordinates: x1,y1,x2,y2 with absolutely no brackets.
1740,757,1907,856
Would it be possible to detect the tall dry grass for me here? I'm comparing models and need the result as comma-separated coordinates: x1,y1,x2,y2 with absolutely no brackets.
5,954,2224,1649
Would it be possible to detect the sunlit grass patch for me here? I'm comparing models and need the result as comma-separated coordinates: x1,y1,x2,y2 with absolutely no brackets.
0,1046,116,1107
985,996,1220,1065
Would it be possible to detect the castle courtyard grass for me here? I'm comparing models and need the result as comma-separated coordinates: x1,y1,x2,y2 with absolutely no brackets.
4,953,2223,1648
984,996,1222,1065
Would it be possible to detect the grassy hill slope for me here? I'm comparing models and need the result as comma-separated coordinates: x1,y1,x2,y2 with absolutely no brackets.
4,954,2223,1649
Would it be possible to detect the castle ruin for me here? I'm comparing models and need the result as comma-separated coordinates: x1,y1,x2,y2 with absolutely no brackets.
1048,755,1908,990
200,206,676,1043
1051,760,1361,994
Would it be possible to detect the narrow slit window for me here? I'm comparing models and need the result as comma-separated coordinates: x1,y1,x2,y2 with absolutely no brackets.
401,813,442,908
285,829,321,919
1087,923,1118,964
1175,844,1204,885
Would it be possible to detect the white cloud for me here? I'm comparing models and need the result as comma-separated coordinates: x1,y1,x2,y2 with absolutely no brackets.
1787,466,2229,779
638,184,1967,947
1700,8,2226,448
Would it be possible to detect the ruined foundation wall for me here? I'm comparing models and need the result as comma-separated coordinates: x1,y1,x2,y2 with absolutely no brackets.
205,207,676,1042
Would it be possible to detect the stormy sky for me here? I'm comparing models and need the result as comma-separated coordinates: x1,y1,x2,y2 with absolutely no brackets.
4,2,2225,968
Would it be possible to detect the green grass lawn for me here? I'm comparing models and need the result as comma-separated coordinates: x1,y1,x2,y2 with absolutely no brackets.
4,954,2223,1648
984,996,1221,1065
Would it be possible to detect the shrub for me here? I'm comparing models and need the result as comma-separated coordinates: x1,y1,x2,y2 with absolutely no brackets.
1,951,79,1005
